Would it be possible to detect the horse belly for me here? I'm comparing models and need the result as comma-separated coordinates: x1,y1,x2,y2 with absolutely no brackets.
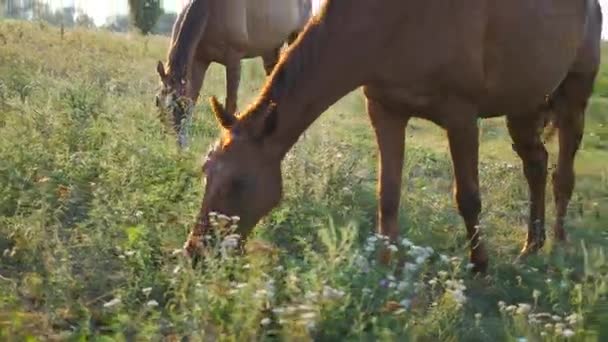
245,0,300,51
217,0,250,48
481,1,588,114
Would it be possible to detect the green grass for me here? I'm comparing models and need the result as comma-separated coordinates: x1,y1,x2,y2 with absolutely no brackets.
0,20,607,341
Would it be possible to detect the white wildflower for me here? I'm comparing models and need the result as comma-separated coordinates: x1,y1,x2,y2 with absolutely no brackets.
552,315,562,322
260,317,272,326
142,287,152,296
401,238,413,248
438,270,448,278
124,250,135,257
562,329,575,338
516,303,532,315
103,297,122,308
440,254,450,263
399,299,411,308
397,281,409,292
322,285,345,300
300,312,316,320
403,262,418,273
428,278,438,286
388,244,399,252
146,300,159,308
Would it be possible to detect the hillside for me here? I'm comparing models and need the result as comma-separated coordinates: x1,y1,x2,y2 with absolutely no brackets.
0,21,607,341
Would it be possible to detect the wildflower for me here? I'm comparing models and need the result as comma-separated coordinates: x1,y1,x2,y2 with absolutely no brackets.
498,301,506,309
544,323,553,331
562,329,575,338
403,262,418,273
428,278,438,286
552,315,562,322
124,250,135,257
306,321,316,331
221,234,240,250
254,289,268,299
300,312,316,320
425,246,434,254
388,244,399,252
401,238,413,248
415,256,427,264
322,285,345,300
506,305,517,313
566,313,579,325
399,299,411,308
516,303,532,315
540,332,547,337
362,287,372,295
231,216,241,223
173,266,181,274
475,313,482,320
103,297,121,308
142,287,152,296
440,254,450,263
465,263,475,270
243,264,251,269
397,281,408,292
260,317,272,326
438,270,448,278
146,300,159,308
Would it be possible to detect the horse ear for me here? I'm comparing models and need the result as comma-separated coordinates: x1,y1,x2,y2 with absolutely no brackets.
209,96,236,129
260,102,278,137
157,61,167,82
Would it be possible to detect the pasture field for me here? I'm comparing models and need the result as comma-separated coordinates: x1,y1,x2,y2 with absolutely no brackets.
0,20,607,341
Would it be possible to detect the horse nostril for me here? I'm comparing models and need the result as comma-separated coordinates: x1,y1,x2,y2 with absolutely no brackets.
155,95,160,107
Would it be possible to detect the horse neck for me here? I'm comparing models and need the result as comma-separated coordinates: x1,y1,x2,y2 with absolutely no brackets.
243,1,378,158
166,0,209,85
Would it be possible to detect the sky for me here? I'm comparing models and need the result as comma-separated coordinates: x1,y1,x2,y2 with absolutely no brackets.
48,0,608,38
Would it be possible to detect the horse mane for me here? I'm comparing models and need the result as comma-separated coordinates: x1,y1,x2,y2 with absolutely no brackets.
239,0,333,123
166,0,209,82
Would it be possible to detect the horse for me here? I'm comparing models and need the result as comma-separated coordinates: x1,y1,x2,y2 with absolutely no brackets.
183,0,602,273
155,0,313,148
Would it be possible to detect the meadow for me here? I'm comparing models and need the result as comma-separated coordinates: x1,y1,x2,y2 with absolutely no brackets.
0,20,607,341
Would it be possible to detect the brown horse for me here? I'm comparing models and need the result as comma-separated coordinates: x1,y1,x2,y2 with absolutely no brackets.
184,0,602,272
155,0,313,148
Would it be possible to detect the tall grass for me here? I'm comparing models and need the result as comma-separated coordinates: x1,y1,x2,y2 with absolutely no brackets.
0,20,607,341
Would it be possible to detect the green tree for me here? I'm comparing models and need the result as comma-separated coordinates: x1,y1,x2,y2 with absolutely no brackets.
128,0,162,35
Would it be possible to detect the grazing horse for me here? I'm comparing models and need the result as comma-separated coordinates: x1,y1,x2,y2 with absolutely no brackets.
184,0,602,272
155,0,313,148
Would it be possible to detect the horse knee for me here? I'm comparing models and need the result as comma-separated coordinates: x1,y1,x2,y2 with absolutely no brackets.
379,188,401,219
455,189,481,220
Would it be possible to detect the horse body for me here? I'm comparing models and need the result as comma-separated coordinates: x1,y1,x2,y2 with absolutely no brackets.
156,0,313,148
186,0,602,272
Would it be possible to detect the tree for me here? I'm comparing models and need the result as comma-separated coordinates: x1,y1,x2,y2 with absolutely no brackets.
128,0,163,35
152,12,177,36
75,11,95,29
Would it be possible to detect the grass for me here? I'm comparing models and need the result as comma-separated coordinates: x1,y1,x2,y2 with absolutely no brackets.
0,20,607,341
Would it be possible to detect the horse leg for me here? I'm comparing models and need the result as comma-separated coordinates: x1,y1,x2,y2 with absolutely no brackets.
262,48,281,76
507,114,548,259
367,98,409,265
551,72,594,242
225,54,242,116
446,114,487,273
187,58,210,104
